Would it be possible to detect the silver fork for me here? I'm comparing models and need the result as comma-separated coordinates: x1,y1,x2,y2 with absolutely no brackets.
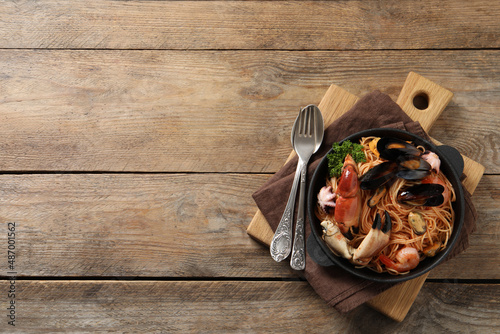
270,105,324,268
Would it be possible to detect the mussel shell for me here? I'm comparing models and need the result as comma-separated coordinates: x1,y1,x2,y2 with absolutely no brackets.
377,137,422,161
359,161,397,190
399,183,445,199
422,194,445,206
401,195,444,207
392,155,431,180
397,183,445,207
396,168,431,181
397,155,431,171
399,194,444,206
423,242,443,257
367,186,387,208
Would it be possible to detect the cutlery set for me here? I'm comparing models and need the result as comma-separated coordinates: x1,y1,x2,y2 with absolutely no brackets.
270,105,324,270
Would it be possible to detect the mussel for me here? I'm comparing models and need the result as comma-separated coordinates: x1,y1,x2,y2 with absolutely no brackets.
408,212,426,235
423,242,443,257
377,137,422,161
367,186,387,208
397,183,445,207
363,137,443,208
359,161,398,190
396,155,432,180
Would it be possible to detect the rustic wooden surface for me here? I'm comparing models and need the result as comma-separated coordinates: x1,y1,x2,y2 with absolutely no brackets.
0,1,498,332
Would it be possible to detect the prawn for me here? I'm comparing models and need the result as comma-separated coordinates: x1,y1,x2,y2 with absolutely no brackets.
379,247,420,273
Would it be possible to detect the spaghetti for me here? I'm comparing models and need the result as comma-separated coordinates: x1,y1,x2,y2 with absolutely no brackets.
316,136,455,275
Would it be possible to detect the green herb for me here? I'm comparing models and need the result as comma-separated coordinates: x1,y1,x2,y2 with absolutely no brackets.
327,140,366,178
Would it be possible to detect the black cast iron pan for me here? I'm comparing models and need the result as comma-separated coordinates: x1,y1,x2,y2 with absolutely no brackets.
307,128,465,283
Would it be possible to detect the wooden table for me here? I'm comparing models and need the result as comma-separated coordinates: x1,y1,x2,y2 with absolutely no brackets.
0,1,498,332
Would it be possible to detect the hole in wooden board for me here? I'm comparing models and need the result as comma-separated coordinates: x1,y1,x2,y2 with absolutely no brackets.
413,93,429,110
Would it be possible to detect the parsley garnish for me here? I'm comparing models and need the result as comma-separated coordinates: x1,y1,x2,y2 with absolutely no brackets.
327,140,366,178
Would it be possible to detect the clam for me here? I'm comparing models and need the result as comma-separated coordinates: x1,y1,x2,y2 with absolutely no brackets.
377,137,422,161
397,183,445,207
408,212,426,235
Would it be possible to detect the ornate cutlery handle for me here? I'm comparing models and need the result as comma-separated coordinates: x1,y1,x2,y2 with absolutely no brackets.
290,161,307,270
270,160,304,262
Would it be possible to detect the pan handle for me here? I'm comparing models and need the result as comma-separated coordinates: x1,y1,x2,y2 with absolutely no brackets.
437,145,464,177
306,234,336,266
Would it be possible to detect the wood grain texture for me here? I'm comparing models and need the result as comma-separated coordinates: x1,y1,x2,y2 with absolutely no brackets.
0,173,280,278
0,174,496,279
368,275,427,322
1,280,498,333
0,0,497,328
0,50,498,172
354,283,500,333
0,1,499,50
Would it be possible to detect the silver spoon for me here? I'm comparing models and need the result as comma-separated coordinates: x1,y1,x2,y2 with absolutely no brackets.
270,105,324,267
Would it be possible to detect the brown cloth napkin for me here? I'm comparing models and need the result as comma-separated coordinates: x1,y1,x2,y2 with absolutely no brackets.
252,91,478,313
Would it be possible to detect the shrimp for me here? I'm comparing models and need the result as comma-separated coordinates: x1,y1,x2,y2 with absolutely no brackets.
379,247,420,273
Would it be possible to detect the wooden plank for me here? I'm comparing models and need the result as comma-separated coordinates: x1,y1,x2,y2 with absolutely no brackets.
0,173,497,279
354,283,500,333
1,280,341,332
1,280,498,333
0,50,498,173
0,173,283,278
0,1,499,50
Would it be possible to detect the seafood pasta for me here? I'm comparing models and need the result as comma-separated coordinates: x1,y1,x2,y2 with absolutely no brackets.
316,137,455,275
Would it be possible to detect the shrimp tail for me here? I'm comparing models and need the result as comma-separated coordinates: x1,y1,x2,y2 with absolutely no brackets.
379,254,394,269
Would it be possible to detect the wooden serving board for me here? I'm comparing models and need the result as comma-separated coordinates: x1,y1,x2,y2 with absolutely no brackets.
247,72,485,321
